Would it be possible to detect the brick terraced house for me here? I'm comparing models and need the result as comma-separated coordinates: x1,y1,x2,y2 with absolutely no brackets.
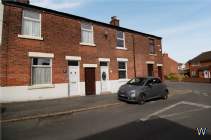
162,53,179,78
0,0,163,102
188,51,211,79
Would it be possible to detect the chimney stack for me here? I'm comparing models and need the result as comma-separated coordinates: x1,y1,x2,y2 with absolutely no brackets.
110,16,119,26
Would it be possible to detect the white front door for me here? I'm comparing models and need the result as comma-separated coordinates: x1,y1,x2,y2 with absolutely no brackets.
100,66,109,92
204,70,210,78
69,66,80,95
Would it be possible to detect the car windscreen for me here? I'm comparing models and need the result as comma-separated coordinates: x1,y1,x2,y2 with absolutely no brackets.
127,78,147,86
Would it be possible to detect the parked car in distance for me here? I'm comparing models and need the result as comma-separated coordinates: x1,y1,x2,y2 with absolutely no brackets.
118,77,169,104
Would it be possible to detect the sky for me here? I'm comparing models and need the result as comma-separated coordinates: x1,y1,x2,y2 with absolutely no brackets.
31,0,211,63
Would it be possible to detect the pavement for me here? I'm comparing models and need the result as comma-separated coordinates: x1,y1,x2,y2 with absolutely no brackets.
1,94,120,122
0,81,195,123
1,81,211,140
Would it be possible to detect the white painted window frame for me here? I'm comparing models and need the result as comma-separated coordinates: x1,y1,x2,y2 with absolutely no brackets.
149,38,156,55
80,22,95,46
19,10,43,40
117,61,128,79
30,57,53,88
116,31,126,50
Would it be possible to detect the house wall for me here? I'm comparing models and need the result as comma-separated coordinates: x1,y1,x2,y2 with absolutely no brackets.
163,53,178,77
189,61,211,78
0,4,163,102
134,36,163,78
0,1,3,45
0,1,6,87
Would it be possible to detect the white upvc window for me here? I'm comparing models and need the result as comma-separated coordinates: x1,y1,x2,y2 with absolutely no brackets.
118,61,127,79
81,22,94,44
31,58,52,85
22,10,41,37
116,31,125,48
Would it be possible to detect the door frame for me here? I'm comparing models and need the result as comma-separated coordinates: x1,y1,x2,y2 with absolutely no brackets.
204,70,211,78
100,62,109,92
157,65,163,80
68,63,80,96
66,56,81,96
147,64,154,77
83,64,97,96
146,61,155,77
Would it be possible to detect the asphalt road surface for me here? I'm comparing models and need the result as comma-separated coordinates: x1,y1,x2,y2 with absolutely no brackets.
2,82,211,140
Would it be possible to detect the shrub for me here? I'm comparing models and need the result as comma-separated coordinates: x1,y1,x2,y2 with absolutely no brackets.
166,73,185,81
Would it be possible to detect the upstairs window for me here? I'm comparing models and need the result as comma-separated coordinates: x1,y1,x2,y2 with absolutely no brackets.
81,22,94,44
116,31,125,48
149,39,156,54
32,58,52,85
22,10,41,37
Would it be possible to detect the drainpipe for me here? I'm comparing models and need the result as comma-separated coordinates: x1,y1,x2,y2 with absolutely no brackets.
132,35,136,77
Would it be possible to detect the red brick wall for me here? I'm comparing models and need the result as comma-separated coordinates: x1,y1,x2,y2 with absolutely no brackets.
189,61,211,78
134,36,163,78
0,5,163,86
163,53,178,77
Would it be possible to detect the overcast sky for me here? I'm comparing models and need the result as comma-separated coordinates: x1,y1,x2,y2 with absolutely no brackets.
31,0,211,63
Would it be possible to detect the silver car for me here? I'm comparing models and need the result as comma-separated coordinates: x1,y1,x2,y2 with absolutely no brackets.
117,77,169,104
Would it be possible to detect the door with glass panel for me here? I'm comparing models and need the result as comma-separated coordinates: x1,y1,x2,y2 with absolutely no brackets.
100,62,109,92
68,61,80,96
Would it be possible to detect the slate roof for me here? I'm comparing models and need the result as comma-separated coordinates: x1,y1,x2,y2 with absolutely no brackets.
188,51,211,63
2,1,162,39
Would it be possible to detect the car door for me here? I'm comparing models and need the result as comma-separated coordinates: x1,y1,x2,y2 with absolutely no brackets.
152,78,163,98
144,79,155,99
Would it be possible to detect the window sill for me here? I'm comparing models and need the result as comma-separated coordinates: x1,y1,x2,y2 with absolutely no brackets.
149,53,157,56
28,84,55,90
80,42,96,47
118,79,128,82
116,47,128,50
18,34,44,41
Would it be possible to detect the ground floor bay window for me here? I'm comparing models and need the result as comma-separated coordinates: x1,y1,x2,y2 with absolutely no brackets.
31,57,52,86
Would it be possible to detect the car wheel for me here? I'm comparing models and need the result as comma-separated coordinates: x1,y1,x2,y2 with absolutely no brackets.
138,94,145,105
162,94,168,100
162,90,168,100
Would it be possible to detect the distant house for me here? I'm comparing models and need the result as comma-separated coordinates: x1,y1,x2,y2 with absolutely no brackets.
187,51,211,79
177,63,190,76
162,53,179,78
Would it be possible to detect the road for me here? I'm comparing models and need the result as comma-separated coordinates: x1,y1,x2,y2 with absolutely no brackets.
2,82,211,140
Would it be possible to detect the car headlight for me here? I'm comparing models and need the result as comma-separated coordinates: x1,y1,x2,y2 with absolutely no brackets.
130,90,136,97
